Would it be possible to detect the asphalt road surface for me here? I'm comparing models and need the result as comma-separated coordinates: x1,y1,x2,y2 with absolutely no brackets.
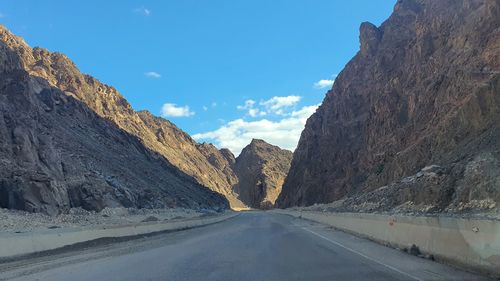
0,212,491,281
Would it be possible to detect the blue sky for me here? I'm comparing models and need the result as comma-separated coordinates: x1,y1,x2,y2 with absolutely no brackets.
0,1,394,155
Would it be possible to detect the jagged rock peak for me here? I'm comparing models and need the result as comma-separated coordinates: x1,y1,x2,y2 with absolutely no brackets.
359,22,382,56
233,140,292,209
219,148,236,165
277,0,500,213
393,0,423,14
250,138,267,145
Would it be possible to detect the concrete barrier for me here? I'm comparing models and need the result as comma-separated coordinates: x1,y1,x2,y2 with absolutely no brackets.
0,212,238,259
273,209,500,277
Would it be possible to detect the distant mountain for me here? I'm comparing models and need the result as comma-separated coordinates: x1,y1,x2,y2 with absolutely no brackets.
0,25,228,215
233,139,293,209
277,0,500,214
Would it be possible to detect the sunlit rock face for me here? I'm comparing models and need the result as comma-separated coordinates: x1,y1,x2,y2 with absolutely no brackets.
277,0,500,214
0,25,229,214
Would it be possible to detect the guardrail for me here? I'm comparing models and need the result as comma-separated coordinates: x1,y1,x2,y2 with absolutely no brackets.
273,209,500,277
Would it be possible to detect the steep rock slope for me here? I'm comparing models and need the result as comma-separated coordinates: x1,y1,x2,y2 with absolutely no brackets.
233,139,292,208
0,28,228,215
277,0,500,213
0,25,244,208
195,142,246,208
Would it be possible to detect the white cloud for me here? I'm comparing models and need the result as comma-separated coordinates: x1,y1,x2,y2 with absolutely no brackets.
237,99,261,117
313,79,335,89
134,7,151,16
237,95,301,117
236,99,255,110
248,108,262,117
193,104,319,155
260,95,301,115
144,71,161,78
211,102,217,107
160,103,195,117
202,106,208,111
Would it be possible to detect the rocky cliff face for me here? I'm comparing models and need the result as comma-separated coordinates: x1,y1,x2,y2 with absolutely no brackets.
0,26,229,214
132,112,244,207
233,139,292,209
0,25,246,210
277,0,500,214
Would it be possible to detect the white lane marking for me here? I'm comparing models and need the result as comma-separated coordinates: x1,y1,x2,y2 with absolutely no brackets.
301,227,424,281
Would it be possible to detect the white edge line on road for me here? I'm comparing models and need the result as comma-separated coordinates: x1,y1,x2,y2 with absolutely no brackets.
301,227,424,281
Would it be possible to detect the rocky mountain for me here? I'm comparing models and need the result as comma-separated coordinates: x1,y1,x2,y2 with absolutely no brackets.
233,139,293,209
277,0,500,214
0,26,229,215
0,25,247,210
130,112,244,208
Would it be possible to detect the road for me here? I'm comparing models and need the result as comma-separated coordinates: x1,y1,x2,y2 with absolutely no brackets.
0,212,491,281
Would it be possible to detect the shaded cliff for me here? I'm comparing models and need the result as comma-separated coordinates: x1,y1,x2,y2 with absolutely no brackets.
0,26,229,215
277,0,500,214
233,139,292,209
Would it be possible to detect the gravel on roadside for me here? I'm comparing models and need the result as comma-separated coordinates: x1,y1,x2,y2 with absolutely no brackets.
0,207,221,233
